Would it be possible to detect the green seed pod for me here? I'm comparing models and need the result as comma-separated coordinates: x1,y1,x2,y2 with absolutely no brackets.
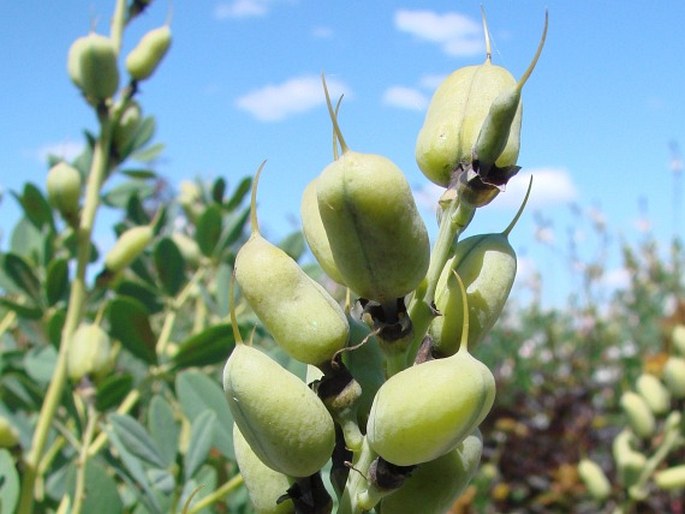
663,356,685,398
655,465,685,491
577,458,611,502
672,324,685,356
429,181,530,355
104,225,154,273
379,430,482,514
612,430,647,488
300,178,345,284
415,13,546,187
0,416,19,448
67,323,112,381
316,79,429,304
223,344,335,477
233,423,295,514
620,391,655,439
67,33,119,102
235,164,349,366
368,274,494,466
112,100,142,156
46,162,81,224
125,26,172,81
635,373,671,415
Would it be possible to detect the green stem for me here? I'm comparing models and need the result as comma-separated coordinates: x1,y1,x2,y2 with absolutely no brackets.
184,474,244,514
338,436,378,514
405,197,474,364
18,114,112,513
88,388,141,456
71,404,99,514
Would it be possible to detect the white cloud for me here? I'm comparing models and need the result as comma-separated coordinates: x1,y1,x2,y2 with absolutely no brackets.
235,75,350,122
312,26,333,39
495,168,578,209
214,0,272,19
382,86,428,111
35,139,84,164
395,9,484,57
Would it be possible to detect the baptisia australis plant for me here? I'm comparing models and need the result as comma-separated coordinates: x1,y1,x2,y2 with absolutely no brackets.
223,10,548,514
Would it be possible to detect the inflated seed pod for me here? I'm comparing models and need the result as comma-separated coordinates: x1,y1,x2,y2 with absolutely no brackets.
379,430,482,514
112,100,142,156
655,465,685,491
620,391,655,439
223,344,335,477
67,33,119,102
577,458,611,502
234,164,349,366
300,178,345,284
662,356,685,398
635,373,671,415
67,323,112,381
367,275,495,466
46,162,81,224
125,25,172,81
612,430,647,488
104,225,154,274
233,423,295,514
672,324,685,356
0,416,19,448
429,180,529,355
415,13,547,187
316,79,429,305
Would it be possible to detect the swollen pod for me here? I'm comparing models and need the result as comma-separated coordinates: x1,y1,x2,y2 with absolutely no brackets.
46,162,81,224
430,232,516,355
316,150,429,304
233,423,295,514
223,344,335,477
104,225,154,273
366,348,495,466
67,33,119,103
125,26,172,81
379,430,483,514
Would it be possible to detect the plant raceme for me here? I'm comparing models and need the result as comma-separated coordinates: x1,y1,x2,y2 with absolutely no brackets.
223,10,548,514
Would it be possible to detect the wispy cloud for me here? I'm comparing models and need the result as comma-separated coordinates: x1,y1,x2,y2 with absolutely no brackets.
214,0,278,19
382,86,428,111
235,75,350,122
34,139,84,164
395,9,483,57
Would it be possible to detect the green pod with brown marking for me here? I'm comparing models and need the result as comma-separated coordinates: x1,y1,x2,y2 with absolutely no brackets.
367,347,494,466
300,178,345,284
223,344,335,477
379,430,483,514
67,33,119,103
235,164,349,366
415,13,547,187
233,423,295,514
125,26,172,81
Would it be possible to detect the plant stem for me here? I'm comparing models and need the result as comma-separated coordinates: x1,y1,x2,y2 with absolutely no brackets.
185,474,244,514
338,436,377,514
71,403,98,514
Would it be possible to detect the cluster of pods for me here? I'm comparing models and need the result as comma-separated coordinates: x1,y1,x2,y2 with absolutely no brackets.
223,12,547,514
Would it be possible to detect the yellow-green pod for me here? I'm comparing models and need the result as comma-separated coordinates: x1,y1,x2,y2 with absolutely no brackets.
0,416,19,448
367,347,494,466
67,33,119,102
415,13,546,187
125,26,172,81
635,373,671,415
612,430,647,489
233,423,295,514
577,458,611,502
620,391,655,439
67,323,112,381
379,430,482,514
46,162,81,224
223,344,335,477
104,225,154,273
655,465,685,491
300,178,345,284
112,100,142,156
663,356,685,398
672,324,685,356
235,164,349,366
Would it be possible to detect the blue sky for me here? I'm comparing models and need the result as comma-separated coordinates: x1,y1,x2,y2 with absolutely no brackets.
2,1,685,307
